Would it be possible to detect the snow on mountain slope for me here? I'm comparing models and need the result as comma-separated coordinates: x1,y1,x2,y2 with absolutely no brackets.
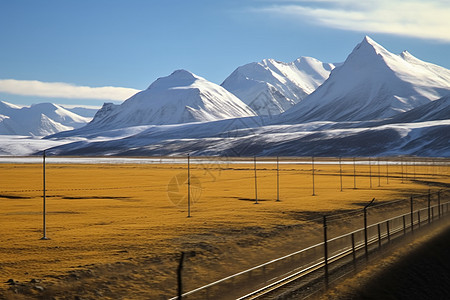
0,101,90,135
43,116,450,157
88,70,256,129
378,95,450,125
280,36,450,123
0,135,73,156
221,57,335,115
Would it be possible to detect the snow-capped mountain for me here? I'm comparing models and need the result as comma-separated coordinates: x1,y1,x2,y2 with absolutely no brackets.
42,100,450,157
1,36,449,158
221,57,335,116
88,70,256,129
0,101,90,136
280,36,450,123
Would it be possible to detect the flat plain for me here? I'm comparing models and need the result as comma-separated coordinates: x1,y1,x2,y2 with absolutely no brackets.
0,158,448,299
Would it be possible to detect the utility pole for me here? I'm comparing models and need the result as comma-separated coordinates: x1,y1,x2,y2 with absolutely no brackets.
323,215,329,287
377,157,381,187
276,156,280,202
177,252,185,299
41,150,49,240
312,156,316,196
339,157,343,192
364,198,376,260
187,154,191,218
254,156,258,204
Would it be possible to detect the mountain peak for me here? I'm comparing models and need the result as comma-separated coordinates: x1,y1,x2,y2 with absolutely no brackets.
148,69,203,91
169,69,200,80
342,36,394,69
281,36,450,123
352,36,389,55
362,35,375,44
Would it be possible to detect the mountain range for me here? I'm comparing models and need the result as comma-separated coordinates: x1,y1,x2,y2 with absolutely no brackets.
221,57,335,115
87,69,256,130
0,101,90,136
1,36,449,157
280,36,450,123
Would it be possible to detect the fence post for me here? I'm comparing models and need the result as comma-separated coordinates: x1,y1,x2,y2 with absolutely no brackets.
428,189,431,224
353,157,357,189
369,157,372,189
351,233,356,268
323,215,329,287
377,223,381,248
438,190,441,217
177,252,185,300
364,198,375,260
386,220,390,243
40,150,49,240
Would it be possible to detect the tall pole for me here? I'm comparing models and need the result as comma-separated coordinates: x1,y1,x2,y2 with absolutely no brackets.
386,159,389,184
432,159,436,176
312,156,316,196
438,190,441,218
276,156,280,202
177,252,185,300
405,159,408,180
369,157,372,189
41,150,49,240
339,157,343,192
254,156,258,204
353,157,357,189
410,196,414,232
427,189,431,224
401,159,404,184
187,154,191,218
377,157,381,187
364,198,376,260
323,215,329,287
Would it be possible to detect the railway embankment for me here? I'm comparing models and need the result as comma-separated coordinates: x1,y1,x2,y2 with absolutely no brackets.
322,220,450,299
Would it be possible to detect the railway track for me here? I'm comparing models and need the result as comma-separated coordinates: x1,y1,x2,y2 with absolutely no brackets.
169,197,449,300
238,210,448,300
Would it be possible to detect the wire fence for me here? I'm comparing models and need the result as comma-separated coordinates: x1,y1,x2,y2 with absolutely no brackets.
0,156,449,298
172,190,450,300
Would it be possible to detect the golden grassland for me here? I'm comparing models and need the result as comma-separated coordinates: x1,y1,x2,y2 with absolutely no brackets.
0,159,449,299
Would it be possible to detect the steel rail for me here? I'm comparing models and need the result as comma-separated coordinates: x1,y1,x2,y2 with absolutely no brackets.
238,202,449,299
169,200,449,300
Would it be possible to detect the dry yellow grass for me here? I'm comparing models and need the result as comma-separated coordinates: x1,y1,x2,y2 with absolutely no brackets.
0,158,448,299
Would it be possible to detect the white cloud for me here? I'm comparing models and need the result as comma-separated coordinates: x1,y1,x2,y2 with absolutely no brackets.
257,0,450,42
0,79,140,101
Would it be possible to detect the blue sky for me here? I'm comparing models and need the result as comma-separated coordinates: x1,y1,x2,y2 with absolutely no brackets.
1,0,449,108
